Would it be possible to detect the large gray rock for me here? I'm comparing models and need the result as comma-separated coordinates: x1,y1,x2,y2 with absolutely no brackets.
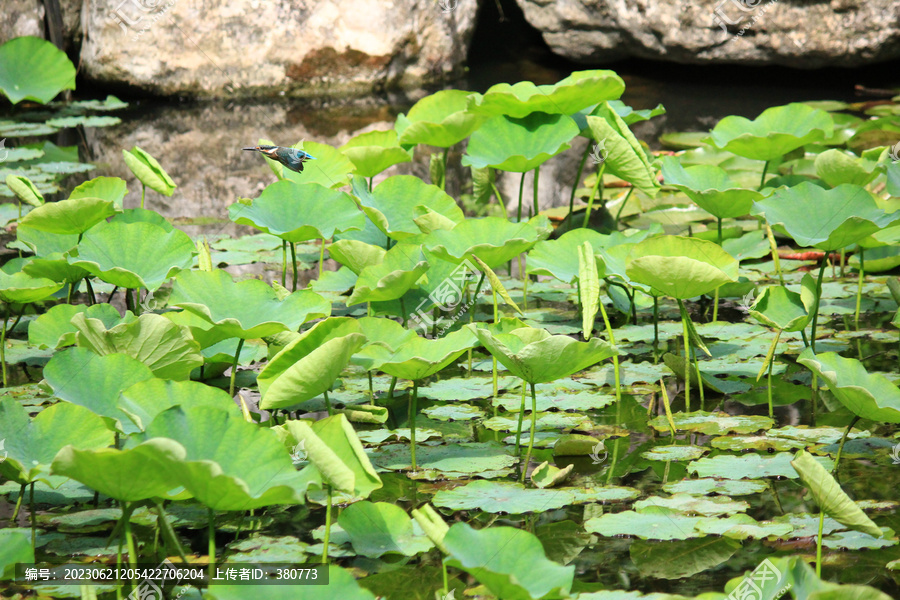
515,0,900,68
81,0,478,96
0,0,45,45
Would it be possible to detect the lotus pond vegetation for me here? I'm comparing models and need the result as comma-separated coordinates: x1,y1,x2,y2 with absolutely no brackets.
3,35,900,600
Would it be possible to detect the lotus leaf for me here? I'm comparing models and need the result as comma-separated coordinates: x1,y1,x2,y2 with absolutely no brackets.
0,36,76,104
0,401,114,487
68,176,128,208
626,236,738,299
346,242,429,306
462,112,579,172
117,378,241,433
18,196,118,235
467,69,624,118
527,228,608,284
753,183,899,251
587,107,661,196
328,239,386,275
396,89,486,148
0,529,33,580
355,328,476,381
338,501,433,558
356,175,464,241
706,103,834,161
0,270,63,304
29,303,126,349
6,174,43,207
122,146,176,196
424,215,550,268
659,156,765,218
797,350,900,423
749,286,810,331
229,180,364,242
169,269,330,339
339,130,412,177
443,522,574,600
282,141,354,189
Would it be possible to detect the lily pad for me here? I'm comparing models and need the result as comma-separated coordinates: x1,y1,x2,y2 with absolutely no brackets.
338,501,434,558
688,452,834,479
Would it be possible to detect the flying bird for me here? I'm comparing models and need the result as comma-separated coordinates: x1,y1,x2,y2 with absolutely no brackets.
243,145,316,173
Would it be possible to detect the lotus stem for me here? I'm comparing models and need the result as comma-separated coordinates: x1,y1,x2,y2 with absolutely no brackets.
319,237,326,280
833,415,860,476
765,224,784,285
86,279,96,305
613,187,634,229
515,380,526,456
532,165,540,217
759,160,769,190
441,147,450,190
368,372,374,403
153,500,188,564
123,504,138,570
321,484,333,564
229,338,245,397
409,380,418,471
490,181,507,219
208,508,216,583
854,248,864,329
605,435,621,485
582,164,605,229
290,242,298,291
809,256,829,353
1,308,8,388
653,296,660,364
323,389,333,416
712,287,719,323
758,330,782,419
596,288,621,404
388,376,397,400
692,345,705,409
569,144,591,218
816,510,824,577
677,300,692,412
11,483,24,524
141,183,145,209
282,240,287,287
30,482,35,550
768,480,784,515
521,382,538,483
516,172,526,222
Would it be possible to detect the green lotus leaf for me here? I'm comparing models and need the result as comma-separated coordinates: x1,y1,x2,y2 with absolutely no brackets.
606,100,666,125
15,224,78,256
749,286,810,332
355,328,476,381
587,106,661,196
68,176,128,208
117,378,241,433
355,175,464,241
0,529,33,581
467,69,624,118
206,566,376,600
443,522,574,600
229,180,364,242
814,149,880,188
0,36,76,104
339,130,412,178
5,174,43,207
282,414,381,498
586,506,702,541
21,251,89,284
71,312,202,381
51,438,185,502
259,320,366,410
328,239,385,275
472,325,616,384
43,348,155,427
122,146,176,196
350,316,418,372
18,196,118,235
530,461,573,489
527,228,609,284
0,401,114,487
706,103,834,161
347,242,429,305
751,183,899,251
424,215,550,269
630,538,740,581
338,501,433,558
139,405,314,510
169,269,331,339
791,450,882,538
659,156,765,218
462,112,579,172
69,220,195,291
29,303,128,349
625,236,738,299
434,480,573,513
0,270,63,303
282,141,355,189
396,89,486,148
797,349,900,423
634,493,748,517
688,452,833,479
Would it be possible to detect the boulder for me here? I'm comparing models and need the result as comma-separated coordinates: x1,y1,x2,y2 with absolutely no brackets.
515,0,900,68
0,0,45,45
80,0,478,96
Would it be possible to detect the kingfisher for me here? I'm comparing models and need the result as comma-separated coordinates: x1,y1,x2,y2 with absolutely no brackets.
243,145,316,173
